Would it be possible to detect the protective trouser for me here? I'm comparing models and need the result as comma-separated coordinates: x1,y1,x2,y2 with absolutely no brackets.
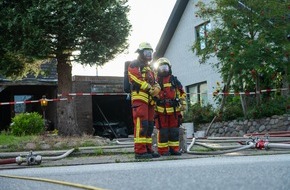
155,114,180,155
132,100,155,154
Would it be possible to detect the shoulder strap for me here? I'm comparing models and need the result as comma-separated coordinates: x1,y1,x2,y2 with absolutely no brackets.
170,75,177,88
170,75,183,99
158,76,164,90
170,75,182,89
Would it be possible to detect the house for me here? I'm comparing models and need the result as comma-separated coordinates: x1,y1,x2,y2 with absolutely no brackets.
154,0,289,107
0,61,133,137
154,0,221,106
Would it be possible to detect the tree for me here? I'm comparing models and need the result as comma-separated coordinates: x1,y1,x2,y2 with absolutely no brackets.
192,0,289,114
0,0,131,136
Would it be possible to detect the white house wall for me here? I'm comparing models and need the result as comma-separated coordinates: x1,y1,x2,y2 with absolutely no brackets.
163,0,221,105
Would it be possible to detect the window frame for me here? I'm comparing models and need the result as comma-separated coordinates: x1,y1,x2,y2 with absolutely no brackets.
195,21,211,53
186,81,208,106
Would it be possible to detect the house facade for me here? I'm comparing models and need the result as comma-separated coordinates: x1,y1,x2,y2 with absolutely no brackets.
154,0,221,106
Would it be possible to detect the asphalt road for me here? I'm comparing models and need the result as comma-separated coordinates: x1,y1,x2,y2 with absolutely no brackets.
1,154,290,190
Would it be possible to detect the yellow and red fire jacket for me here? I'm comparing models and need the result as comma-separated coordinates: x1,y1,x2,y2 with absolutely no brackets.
128,59,156,104
155,75,186,115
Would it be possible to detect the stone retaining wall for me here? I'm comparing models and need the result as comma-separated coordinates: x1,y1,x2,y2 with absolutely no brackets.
199,114,290,137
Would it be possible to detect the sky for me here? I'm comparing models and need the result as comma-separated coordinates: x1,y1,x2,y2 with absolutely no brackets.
72,0,176,77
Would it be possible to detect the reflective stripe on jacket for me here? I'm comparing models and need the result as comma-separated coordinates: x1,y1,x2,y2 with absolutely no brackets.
128,59,156,104
155,75,186,114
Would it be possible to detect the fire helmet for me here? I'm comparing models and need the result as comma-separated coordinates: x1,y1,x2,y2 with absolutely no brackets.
135,42,153,52
156,57,172,77
136,42,153,62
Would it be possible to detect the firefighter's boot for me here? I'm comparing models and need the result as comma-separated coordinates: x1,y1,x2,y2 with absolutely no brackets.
160,152,171,156
150,152,160,158
170,149,182,156
135,153,153,159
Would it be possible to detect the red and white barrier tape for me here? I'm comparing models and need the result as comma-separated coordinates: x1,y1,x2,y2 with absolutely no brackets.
57,88,288,97
0,98,68,106
210,88,289,96
0,88,288,106
57,92,127,97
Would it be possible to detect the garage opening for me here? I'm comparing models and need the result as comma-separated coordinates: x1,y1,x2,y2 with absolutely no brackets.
92,95,133,139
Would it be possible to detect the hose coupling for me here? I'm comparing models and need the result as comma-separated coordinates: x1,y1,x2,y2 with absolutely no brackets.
15,151,42,165
26,151,42,165
255,139,269,150
15,156,26,165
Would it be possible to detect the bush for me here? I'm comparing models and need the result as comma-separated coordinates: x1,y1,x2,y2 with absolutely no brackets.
221,104,244,121
10,112,45,136
246,96,289,119
183,103,215,130
183,95,289,127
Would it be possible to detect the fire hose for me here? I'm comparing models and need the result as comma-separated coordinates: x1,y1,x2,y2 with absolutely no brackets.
244,131,290,138
114,138,134,145
114,133,290,151
2,135,290,166
0,143,137,166
186,138,255,155
0,148,75,166
0,144,136,166
187,137,290,155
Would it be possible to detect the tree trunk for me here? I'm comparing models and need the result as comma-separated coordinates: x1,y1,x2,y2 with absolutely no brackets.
240,94,247,117
218,68,234,115
205,67,233,136
56,56,82,136
239,76,247,117
282,63,289,97
255,75,261,105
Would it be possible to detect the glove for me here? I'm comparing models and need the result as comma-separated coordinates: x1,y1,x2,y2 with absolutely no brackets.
179,98,187,111
180,111,184,117
180,105,187,111
149,83,161,97
145,83,152,91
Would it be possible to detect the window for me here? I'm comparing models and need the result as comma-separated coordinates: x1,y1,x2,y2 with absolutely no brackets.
14,95,32,114
195,21,211,51
186,82,208,106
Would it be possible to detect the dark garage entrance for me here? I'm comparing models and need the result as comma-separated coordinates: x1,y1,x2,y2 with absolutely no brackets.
92,95,133,139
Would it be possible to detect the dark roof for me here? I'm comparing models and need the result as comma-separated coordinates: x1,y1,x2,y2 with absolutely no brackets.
27,59,57,80
0,59,57,85
154,0,189,60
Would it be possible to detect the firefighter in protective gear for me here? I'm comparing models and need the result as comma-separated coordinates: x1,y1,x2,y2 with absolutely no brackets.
154,57,187,156
128,42,161,159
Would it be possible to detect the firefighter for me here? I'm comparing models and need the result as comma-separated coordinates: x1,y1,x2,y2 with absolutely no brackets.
154,57,187,156
128,42,161,159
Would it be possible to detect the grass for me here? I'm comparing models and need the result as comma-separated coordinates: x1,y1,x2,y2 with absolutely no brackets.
94,148,104,155
189,144,215,152
0,133,38,146
0,132,110,152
